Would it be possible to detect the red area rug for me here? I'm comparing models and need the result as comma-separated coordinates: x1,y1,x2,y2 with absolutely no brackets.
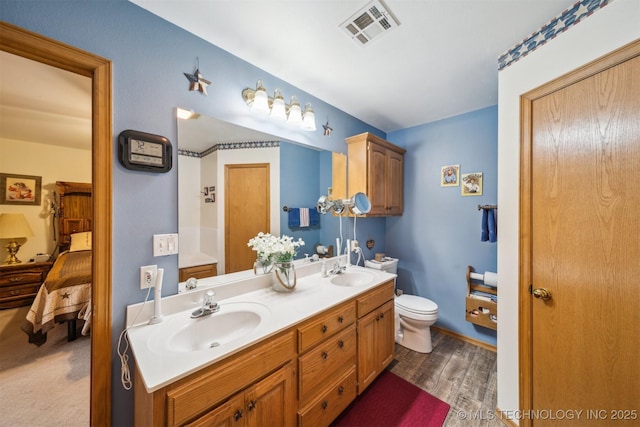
331,370,450,427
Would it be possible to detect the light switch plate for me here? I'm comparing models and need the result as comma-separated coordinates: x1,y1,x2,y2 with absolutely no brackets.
153,233,179,257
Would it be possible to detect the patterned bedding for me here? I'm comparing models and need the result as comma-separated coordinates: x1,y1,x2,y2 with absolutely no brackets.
21,250,92,346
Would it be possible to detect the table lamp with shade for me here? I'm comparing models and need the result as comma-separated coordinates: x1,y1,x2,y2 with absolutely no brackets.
0,213,34,264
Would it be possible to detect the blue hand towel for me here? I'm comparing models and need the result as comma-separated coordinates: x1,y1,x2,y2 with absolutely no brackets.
481,209,489,241
288,208,301,227
488,208,497,242
308,208,320,226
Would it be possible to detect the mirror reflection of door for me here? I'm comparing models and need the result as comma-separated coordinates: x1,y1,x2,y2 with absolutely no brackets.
0,51,91,423
225,163,270,273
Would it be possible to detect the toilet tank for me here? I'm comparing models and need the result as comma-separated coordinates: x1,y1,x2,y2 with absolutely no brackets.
365,257,398,274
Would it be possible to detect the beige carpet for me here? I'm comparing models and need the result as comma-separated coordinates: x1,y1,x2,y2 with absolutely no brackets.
0,306,90,426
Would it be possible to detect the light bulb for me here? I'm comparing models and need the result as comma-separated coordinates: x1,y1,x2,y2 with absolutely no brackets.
287,96,302,126
302,103,316,131
252,79,269,113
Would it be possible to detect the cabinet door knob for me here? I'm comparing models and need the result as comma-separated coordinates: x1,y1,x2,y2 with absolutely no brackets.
234,409,243,421
338,386,344,395
337,315,344,323
338,340,344,349
322,401,328,410
321,324,328,333
379,312,385,319
248,400,256,411
322,351,328,359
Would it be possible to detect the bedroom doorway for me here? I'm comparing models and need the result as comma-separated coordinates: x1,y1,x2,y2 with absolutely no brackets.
0,22,112,426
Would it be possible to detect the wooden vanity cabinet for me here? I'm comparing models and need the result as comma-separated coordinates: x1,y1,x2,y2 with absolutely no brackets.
356,280,395,393
186,362,295,427
179,263,217,282
297,302,358,427
346,132,406,216
134,330,296,427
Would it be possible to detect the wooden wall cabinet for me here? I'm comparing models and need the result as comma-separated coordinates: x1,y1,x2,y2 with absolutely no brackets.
346,132,406,216
356,281,395,393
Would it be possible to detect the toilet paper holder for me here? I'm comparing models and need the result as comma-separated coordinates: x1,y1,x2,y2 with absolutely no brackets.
465,265,498,330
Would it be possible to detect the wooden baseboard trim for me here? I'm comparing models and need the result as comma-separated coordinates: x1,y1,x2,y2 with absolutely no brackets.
495,407,519,427
432,326,497,352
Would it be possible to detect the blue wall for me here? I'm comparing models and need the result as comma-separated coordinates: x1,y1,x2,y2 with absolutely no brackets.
1,1,384,425
387,106,498,346
2,1,498,424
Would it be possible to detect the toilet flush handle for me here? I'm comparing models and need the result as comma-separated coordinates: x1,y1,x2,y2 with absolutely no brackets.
532,287,552,301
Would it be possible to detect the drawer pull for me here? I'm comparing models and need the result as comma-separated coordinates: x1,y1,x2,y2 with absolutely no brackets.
337,315,344,323
380,312,385,319
247,400,256,411
321,324,328,333
338,386,344,395
234,409,243,421
10,290,19,296
376,315,380,321
321,351,328,359
338,340,344,349
322,401,328,410
9,277,24,282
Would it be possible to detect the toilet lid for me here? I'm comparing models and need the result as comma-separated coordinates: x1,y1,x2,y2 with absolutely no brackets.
396,294,438,314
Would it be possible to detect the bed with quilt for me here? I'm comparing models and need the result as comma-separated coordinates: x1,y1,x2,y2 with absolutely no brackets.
22,181,93,346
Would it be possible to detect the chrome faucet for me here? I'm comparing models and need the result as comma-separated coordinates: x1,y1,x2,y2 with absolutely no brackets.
191,290,220,318
329,262,346,275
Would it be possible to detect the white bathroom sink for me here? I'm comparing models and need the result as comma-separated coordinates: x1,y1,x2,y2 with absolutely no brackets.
330,270,376,287
147,302,271,353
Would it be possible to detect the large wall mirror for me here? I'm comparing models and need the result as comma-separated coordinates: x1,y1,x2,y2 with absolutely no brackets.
177,109,336,282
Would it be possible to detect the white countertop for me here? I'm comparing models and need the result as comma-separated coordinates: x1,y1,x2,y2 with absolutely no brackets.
126,258,396,393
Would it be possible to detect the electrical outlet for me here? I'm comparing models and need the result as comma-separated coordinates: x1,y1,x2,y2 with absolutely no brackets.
140,265,158,289
351,240,359,252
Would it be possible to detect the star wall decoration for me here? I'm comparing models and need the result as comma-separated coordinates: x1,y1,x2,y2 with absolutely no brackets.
323,119,333,136
183,58,211,95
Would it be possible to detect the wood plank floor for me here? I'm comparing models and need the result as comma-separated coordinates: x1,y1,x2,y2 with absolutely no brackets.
388,329,505,426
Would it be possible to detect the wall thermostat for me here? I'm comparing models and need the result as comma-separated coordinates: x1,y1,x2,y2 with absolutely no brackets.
118,130,172,173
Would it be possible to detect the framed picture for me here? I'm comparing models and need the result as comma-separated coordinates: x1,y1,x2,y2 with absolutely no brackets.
0,173,42,205
461,172,483,196
441,165,460,187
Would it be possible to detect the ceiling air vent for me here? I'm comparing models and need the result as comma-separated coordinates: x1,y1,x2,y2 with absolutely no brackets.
340,0,400,46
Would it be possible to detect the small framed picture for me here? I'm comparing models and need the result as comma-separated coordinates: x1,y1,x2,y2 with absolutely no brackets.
0,173,42,205
461,172,483,196
441,165,460,187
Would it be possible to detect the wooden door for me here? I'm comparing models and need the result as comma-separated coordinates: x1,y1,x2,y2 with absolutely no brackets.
225,164,270,274
521,42,639,426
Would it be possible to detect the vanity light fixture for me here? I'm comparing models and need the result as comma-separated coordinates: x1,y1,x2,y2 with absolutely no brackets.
242,80,317,131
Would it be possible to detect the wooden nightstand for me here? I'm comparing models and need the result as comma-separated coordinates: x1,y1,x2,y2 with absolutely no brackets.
0,261,53,309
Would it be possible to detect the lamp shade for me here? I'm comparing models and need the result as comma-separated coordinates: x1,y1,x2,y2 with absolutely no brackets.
0,213,34,239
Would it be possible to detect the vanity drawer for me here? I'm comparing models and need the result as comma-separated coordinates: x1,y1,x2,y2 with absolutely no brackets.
298,324,356,404
298,301,355,352
179,264,217,282
298,367,357,427
356,280,394,318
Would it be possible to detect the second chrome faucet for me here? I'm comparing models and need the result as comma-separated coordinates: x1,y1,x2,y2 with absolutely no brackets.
191,290,220,318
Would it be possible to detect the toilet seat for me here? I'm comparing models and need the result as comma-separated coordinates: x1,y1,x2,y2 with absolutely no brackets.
396,294,438,315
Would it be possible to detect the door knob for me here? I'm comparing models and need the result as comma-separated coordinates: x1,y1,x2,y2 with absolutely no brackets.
532,288,552,300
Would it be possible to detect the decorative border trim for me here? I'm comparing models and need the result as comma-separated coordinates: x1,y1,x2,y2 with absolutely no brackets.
178,140,279,158
498,0,611,70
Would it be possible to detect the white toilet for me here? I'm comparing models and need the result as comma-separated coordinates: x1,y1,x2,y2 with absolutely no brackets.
365,257,439,353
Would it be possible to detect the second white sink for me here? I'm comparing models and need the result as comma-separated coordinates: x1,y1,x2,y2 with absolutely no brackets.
330,270,376,287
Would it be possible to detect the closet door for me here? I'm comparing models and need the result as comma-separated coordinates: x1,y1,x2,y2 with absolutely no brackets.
525,46,639,425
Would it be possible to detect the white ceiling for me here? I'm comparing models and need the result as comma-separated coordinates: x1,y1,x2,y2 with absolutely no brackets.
0,51,92,150
130,0,578,132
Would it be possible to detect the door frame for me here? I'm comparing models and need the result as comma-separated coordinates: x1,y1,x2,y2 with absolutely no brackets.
0,22,113,425
518,39,640,426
